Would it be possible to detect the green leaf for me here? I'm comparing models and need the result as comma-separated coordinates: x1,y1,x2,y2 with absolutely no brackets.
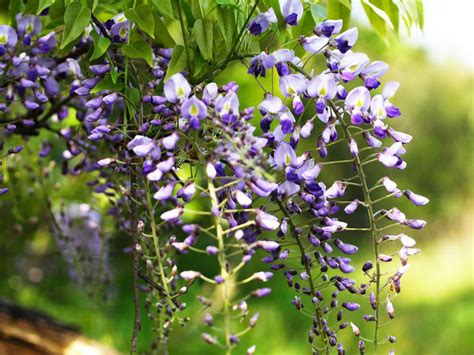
327,0,352,29
9,0,23,25
380,0,399,34
24,0,39,14
191,0,203,19
216,6,235,52
124,87,140,118
362,1,394,29
122,40,154,67
165,45,187,80
392,0,412,34
181,1,196,27
110,66,119,84
125,4,155,38
49,0,65,20
150,0,173,19
339,0,352,10
297,10,316,38
415,0,424,29
311,4,327,23
362,0,393,42
193,19,213,61
154,16,176,47
90,75,123,94
37,0,54,15
81,0,98,11
90,35,111,61
61,2,91,49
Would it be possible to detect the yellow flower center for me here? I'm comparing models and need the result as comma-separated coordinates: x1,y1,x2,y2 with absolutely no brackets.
189,104,199,117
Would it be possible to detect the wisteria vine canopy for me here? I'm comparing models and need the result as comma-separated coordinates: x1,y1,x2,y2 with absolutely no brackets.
0,0,426,354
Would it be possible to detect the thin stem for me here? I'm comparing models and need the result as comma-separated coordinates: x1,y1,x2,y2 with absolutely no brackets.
208,178,233,355
275,198,331,355
129,163,141,353
329,100,381,353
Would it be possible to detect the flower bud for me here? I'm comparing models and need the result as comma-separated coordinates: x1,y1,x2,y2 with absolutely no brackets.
386,297,395,319
201,333,217,345
249,312,259,327
202,313,213,327
362,261,373,272
251,288,271,298
350,322,361,336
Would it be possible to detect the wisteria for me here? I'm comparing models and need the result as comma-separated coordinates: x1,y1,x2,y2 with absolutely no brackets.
0,1,429,354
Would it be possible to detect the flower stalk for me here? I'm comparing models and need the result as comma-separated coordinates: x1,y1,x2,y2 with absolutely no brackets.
275,198,331,355
329,100,381,352
208,178,233,355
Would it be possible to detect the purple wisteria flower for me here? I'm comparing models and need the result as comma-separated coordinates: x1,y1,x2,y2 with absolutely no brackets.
279,0,303,26
164,73,191,103
0,8,429,354
248,8,277,35
0,25,17,55
181,96,208,129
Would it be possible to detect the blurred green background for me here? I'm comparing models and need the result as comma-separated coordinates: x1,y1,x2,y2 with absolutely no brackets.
0,3,473,355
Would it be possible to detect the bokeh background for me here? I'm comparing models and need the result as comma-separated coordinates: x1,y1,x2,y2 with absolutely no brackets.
0,1,472,354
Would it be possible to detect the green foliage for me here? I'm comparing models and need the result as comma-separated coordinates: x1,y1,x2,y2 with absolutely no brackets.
193,19,214,61
165,45,187,80
150,0,174,19
90,74,123,93
125,4,155,39
8,0,425,83
310,3,327,23
121,40,153,67
153,16,176,47
328,0,352,29
124,87,140,118
90,32,111,60
360,0,423,41
61,1,91,49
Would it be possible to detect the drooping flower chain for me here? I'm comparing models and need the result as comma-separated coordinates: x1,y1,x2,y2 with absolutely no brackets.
0,5,429,355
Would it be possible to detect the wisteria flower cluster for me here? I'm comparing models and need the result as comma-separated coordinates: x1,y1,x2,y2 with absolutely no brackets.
0,1,428,354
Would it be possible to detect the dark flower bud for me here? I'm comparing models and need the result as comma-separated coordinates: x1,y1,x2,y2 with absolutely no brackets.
362,261,373,272
8,145,23,154
337,343,346,355
342,302,360,311
370,291,377,310
363,315,376,322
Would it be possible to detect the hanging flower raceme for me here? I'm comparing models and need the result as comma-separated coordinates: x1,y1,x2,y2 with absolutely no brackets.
0,6,428,355
242,16,428,355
